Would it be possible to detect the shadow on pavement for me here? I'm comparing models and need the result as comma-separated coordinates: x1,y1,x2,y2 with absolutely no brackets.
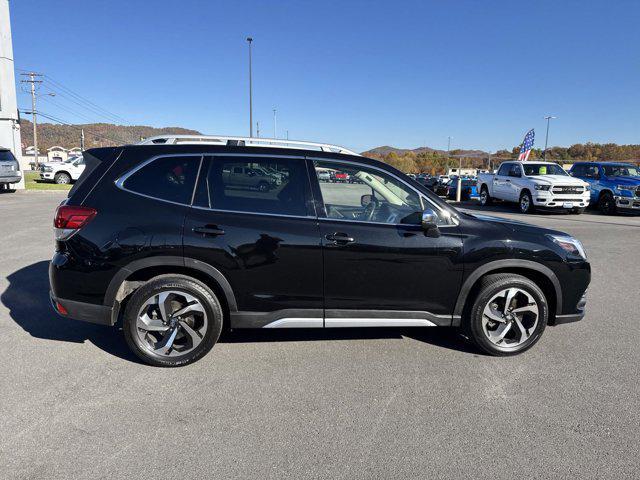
2,261,481,360
220,326,479,354
1,260,140,363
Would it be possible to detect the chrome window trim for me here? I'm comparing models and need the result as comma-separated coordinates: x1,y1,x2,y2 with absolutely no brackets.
307,156,459,228
190,204,316,220
114,153,204,207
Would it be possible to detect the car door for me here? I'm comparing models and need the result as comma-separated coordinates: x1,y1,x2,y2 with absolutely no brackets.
493,163,511,199
310,159,463,327
183,154,324,328
507,164,523,201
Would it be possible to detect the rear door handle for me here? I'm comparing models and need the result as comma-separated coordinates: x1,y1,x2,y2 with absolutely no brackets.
506,179,511,182
193,226,225,236
325,232,354,245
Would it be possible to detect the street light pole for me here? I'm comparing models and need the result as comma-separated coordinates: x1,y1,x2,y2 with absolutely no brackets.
273,108,277,138
246,37,253,137
543,115,556,160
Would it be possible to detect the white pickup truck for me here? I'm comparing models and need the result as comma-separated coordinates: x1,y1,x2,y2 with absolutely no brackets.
39,155,85,184
477,161,591,214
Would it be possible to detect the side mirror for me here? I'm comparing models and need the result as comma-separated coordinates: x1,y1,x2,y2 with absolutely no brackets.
361,194,374,207
421,208,439,235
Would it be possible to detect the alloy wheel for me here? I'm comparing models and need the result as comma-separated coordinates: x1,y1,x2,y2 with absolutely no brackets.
136,290,208,357
520,195,530,213
481,287,539,350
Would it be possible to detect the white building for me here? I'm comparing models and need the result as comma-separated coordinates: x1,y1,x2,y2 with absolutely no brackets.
0,0,24,188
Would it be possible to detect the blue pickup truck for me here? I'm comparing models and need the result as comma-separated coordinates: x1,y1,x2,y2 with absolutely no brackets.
569,162,640,214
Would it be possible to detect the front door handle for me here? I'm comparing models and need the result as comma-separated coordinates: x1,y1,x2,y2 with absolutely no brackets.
193,226,225,236
325,232,354,245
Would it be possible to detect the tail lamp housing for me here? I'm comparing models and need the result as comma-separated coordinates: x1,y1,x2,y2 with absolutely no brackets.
54,205,97,241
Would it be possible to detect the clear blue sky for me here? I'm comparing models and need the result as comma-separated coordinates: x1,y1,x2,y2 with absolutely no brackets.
10,0,640,152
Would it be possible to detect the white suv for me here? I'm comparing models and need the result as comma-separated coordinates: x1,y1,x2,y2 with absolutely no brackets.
40,155,85,184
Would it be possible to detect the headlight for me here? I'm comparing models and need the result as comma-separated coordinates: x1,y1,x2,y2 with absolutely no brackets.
584,184,590,190
616,185,635,192
534,184,551,191
44,166,53,172
548,234,587,259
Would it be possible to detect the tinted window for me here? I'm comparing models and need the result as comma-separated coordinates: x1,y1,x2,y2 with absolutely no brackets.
314,161,423,225
205,156,310,216
124,155,200,204
570,165,585,177
0,150,17,162
602,164,640,177
497,163,511,176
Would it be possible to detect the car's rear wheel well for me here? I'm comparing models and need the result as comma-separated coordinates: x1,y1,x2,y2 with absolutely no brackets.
462,267,557,325
114,266,230,328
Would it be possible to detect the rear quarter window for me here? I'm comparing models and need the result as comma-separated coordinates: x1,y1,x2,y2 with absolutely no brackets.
123,155,201,205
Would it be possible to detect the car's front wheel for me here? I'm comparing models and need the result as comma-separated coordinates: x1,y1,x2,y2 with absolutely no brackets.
123,275,223,367
464,273,548,356
598,191,616,215
519,191,534,214
54,172,71,184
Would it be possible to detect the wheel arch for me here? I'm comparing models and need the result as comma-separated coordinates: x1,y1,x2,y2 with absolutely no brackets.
597,188,614,200
104,256,237,325
453,260,562,326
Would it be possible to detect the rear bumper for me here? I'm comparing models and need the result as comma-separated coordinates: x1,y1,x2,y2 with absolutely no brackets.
553,293,587,325
49,291,113,326
0,175,21,184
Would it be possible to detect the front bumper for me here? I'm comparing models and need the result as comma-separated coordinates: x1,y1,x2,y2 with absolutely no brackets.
553,293,587,325
533,191,590,209
49,291,113,326
40,172,54,180
615,195,640,210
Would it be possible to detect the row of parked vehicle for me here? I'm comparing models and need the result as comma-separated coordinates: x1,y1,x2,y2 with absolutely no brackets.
411,160,640,216
479,160,640,215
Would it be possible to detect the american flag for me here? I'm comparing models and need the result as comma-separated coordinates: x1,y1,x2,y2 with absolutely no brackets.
518,129,535,161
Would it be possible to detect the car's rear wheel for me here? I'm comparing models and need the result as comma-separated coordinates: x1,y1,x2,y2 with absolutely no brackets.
464,273,548,356
598,191,616,215
519,191,534,214
479,186,492,206
123,275,223,367
54,172,71,184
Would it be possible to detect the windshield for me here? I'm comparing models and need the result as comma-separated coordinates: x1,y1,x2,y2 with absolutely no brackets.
523,163,568,176
603,164,640,177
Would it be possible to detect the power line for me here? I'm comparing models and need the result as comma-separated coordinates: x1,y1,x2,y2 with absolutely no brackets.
42,75,127,123
38,95,98,124
20,109,129,145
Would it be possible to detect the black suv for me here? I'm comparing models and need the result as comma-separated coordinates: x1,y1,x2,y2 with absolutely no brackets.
49,137,590,366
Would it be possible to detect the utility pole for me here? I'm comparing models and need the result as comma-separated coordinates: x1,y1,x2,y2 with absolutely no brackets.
273,108,277,138
80,128,85,150
286,130,289,141
247,37,253,137
543,115,556,160
20,72,43,168
447,136,452,156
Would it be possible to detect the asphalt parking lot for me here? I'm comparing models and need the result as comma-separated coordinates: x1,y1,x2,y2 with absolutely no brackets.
1,191,639,479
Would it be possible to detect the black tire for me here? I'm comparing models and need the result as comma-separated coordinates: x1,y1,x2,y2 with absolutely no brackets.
257,181,270,192
598,191,616,215
479,186,492,206
519,190,535,214
1,184,16,193
54,172,71,185
463,273,548,356
123,275,223,367
571,207,586,215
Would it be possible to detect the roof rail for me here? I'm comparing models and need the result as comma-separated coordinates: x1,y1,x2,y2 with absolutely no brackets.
137,135,360,156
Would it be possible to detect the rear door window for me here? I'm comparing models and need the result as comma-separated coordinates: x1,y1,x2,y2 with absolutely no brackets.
123,155,201,205
201,156,311,216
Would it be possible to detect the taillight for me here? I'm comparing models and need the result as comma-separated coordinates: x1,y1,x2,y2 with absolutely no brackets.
54,205,96,240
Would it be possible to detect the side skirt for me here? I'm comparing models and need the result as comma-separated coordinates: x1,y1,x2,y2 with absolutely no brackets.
231,309,453,328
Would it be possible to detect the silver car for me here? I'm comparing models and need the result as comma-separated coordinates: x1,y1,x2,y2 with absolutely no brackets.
0,148,21,193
